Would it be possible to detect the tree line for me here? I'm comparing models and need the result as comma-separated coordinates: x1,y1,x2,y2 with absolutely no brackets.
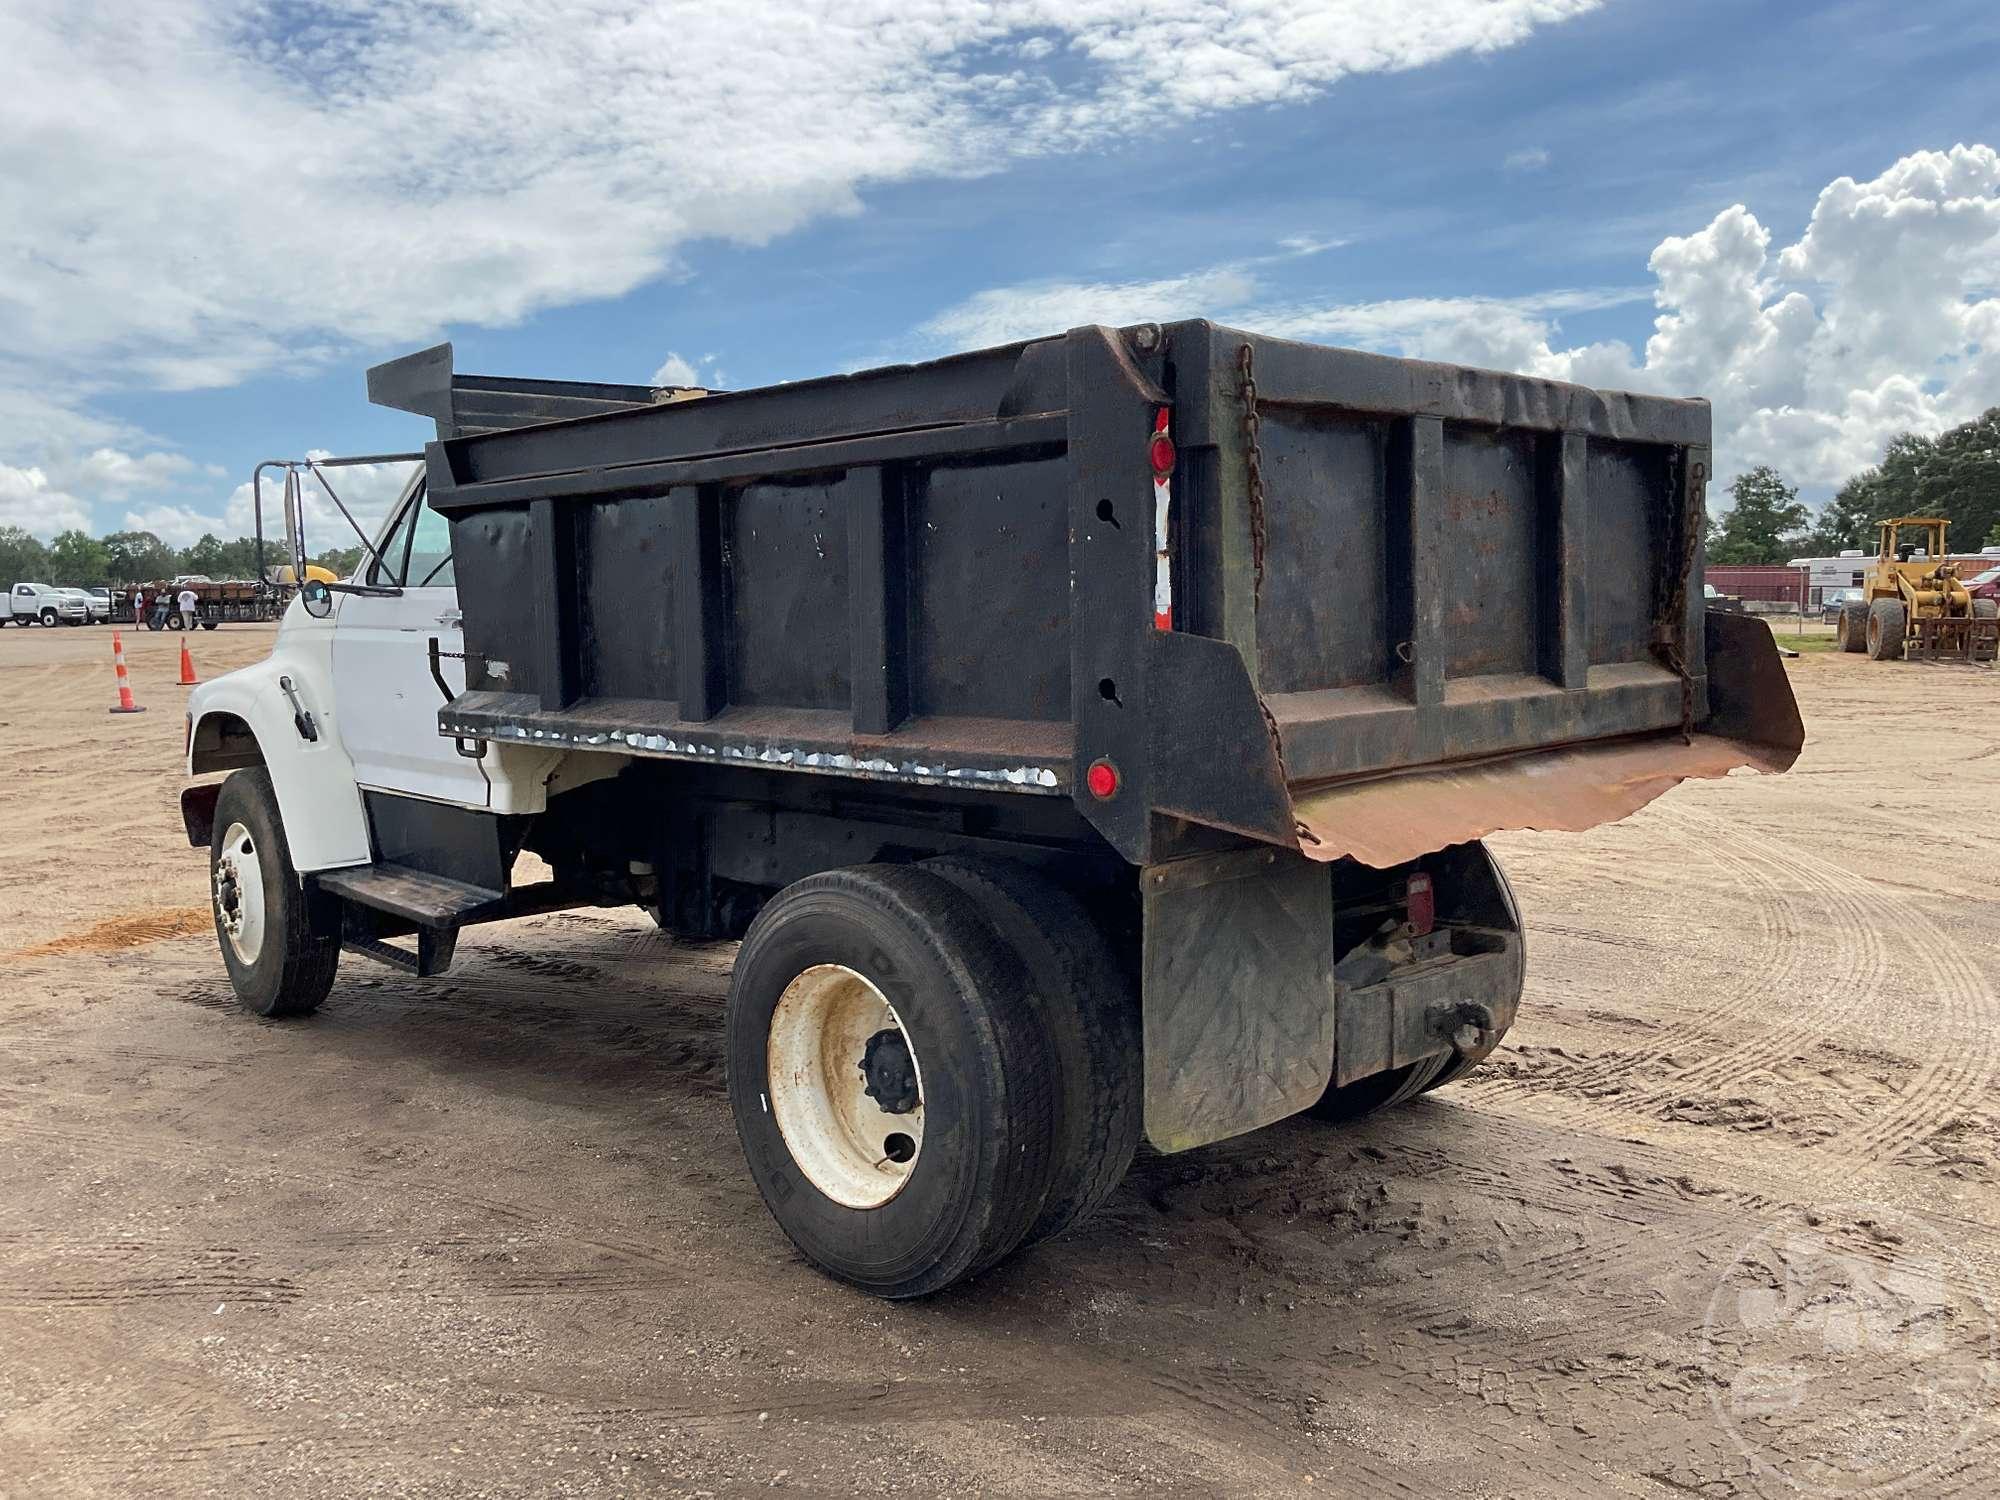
0,527,364,588
1710,406,2000,565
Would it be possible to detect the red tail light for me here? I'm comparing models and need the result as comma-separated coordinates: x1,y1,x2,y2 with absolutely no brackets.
1149,408,1175,474
1405,873,1434,935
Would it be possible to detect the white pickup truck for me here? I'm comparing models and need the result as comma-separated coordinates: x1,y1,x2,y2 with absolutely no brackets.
6,582,88,626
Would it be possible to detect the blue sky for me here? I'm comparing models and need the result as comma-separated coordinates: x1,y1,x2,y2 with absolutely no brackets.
4,0,1998,542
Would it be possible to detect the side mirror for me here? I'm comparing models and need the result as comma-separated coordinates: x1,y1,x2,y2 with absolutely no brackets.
301,579,333,619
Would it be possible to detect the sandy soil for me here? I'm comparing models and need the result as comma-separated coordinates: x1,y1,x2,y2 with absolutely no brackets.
2,620,1997,1497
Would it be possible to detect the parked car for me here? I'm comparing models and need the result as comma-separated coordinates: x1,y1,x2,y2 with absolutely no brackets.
88,586,114,620
1702,582,1746,613
1820,586,1865,625
61,587,108,623
1969,565,2000,604
5,582,88,626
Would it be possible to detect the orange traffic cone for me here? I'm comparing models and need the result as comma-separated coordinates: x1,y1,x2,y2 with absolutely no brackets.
109,631,147,714
178,640,201,686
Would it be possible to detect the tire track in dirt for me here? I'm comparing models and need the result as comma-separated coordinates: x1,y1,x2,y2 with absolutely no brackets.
1479,830,1796,1106
1617,804,1890,1101
1773,837,2000,1167
0,1116,702,1305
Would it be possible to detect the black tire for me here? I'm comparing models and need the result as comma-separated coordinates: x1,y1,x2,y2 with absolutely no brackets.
922,855,1141,1247
210,768,340,1018
1308,1052,1454,1122
201,620,219,631
1866,598,1905,660
1836,603,1868,652
38,608,56,627
726,865,1058,1298
166,611,185,631
145,614,163,631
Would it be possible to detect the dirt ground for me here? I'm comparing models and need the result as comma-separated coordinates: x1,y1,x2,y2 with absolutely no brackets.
3,620,1997,1498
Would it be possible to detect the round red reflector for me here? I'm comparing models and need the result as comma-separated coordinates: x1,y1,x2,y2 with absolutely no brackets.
1149,436,1175,474
1086,760,1119,799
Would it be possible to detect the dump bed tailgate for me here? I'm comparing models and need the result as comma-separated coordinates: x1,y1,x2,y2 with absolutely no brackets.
1144,325,1801,865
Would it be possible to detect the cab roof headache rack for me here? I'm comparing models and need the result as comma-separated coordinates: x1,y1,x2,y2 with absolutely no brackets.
366,342,690,440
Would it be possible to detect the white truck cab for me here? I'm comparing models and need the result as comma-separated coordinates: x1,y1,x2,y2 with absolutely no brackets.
8,581,88,626
184,470,562,878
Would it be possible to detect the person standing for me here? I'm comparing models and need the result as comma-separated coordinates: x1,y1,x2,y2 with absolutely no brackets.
129,584,144,625
176,584,200,630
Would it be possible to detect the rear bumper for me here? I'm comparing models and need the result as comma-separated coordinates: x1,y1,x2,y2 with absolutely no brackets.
1333,939,1519,1088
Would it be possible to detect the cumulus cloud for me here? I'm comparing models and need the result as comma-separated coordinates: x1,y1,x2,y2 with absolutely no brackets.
919,266,1264,348
650,351,728,389
0,0,1602,405
915,145,2000,491
0,464,93,537
122,503,229,548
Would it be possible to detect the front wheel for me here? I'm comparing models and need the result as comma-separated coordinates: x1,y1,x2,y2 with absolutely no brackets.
38,608,56,627
210,768,340,1017
201,620,219,631
1866,598,1906,660
726,865,1058,1298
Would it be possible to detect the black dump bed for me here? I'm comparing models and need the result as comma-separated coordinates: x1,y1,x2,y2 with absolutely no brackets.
382,322,1800,869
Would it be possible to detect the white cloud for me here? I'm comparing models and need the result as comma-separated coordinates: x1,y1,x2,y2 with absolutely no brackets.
0,0,1602,408
0,464,93,538
652,354,702,388
122,503,227,548
915,145,2000,491
1504,146,1552,172
650,351,728,389
54,448,197,495
918,266,1263,348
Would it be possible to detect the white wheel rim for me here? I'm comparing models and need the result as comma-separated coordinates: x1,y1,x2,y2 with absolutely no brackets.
213,820,266,966
766,964,924,1209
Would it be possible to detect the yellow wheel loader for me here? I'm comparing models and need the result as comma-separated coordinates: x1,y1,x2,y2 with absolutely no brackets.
1835,517,1999,663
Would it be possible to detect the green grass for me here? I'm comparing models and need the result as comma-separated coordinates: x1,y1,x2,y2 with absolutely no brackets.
1772,632,1838,653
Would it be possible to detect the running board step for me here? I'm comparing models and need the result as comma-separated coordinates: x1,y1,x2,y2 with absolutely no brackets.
342,926,460,978
313,863,508,929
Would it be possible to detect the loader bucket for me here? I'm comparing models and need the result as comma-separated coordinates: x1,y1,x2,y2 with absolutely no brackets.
1290,611,1804,869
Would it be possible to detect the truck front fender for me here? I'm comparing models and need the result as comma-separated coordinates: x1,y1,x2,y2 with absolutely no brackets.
186,654,372,873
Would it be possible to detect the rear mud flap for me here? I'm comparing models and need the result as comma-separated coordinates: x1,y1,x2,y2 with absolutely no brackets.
1141,848,1335,1154
1291,611,1805,869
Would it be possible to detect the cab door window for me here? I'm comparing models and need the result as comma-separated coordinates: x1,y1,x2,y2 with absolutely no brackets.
363,482,453,588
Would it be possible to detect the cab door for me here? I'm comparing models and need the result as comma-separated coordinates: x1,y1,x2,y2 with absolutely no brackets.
329,482,490,807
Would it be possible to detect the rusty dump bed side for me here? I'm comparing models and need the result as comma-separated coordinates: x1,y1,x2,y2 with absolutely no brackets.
407,320,1800,869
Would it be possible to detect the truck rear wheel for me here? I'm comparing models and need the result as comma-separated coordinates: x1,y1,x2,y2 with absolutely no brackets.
725,865,1059,1298
1866,598,1905,660
1308,1052,1454,1122
210,768,340,1018
922,856,1141,1247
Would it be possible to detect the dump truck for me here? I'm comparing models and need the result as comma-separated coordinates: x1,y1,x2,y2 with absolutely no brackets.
1835,516,2000,661
179,323,1802,1297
